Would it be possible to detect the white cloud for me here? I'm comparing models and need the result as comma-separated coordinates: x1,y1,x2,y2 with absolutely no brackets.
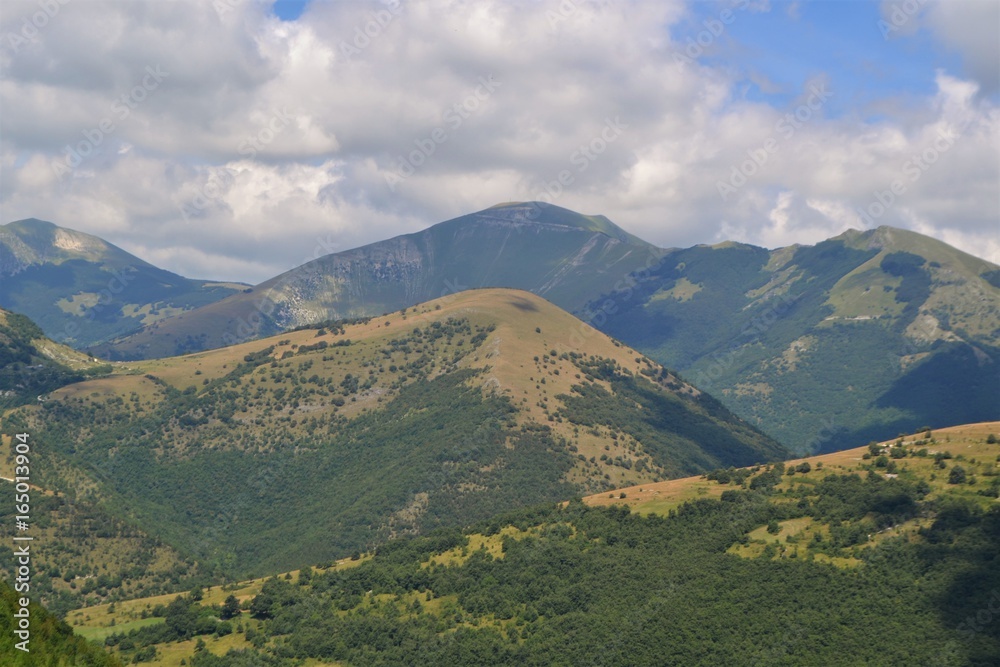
0,0,997,283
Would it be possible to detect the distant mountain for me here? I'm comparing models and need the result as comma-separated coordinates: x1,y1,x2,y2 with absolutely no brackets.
8,207,997,455
589,226,1000,452
91,202,664,359
9,289,784,577
0,219,246,347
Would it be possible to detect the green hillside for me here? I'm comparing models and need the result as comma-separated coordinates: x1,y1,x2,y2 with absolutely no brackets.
0,308,112,409
91,202,665,360
0,219,245,348
0,581,121,666
76,422,1000,666
589,228,1000,452
1,290,782,587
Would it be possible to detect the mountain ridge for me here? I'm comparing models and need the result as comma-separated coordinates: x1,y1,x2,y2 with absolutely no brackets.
89,202,665,359
5,205,997,454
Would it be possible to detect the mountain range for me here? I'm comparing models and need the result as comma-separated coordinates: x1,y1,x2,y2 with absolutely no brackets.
3,203,998,453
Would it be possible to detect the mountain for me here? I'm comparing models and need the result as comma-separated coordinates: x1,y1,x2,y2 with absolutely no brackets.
0,307,111,409
2,289,784,583
10,207,998,455
70,422,1000,666
0,219,246,348
90,202,665,359
587,226,1000,453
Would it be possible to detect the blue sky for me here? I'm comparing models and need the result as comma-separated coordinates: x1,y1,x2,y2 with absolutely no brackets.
671,1,975,117
271,0,309,22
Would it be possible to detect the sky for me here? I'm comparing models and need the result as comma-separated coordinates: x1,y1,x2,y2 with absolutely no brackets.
0,0,997,283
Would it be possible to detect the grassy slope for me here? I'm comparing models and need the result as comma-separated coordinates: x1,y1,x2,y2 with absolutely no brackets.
585,420,1000,518
3,288,782,589
0,308,114,410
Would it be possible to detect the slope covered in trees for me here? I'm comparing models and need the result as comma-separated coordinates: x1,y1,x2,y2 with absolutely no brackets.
0,581,121,666
2,290,783,590
90,424,1000,666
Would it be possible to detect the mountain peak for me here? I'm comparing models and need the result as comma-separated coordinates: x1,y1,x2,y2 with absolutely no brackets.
457,201,648,246
829,225,997,274
4,217,59,231
1,218,142,275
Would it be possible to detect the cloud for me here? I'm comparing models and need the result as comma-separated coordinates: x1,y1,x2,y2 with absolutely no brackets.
922,0,1000,94
0,0,997,284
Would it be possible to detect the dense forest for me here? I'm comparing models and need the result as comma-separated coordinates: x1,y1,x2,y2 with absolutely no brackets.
0,581,121,666
105,463,1000,666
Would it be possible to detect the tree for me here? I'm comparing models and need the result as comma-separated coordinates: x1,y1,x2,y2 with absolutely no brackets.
766,520,781,535
948,466,967,485
220,594,240,620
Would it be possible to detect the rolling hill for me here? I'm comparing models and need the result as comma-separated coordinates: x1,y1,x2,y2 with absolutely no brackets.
68,422,1000,666
1,289,783,586
0,219,246,348
89,202,665,360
